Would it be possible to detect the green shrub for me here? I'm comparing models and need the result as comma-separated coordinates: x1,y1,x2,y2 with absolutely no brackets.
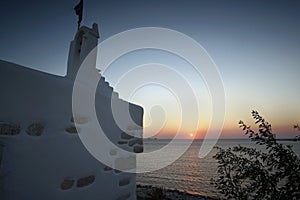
212,111,300,200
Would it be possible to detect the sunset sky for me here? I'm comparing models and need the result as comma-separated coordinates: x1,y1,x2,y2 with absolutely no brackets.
1,0,299,138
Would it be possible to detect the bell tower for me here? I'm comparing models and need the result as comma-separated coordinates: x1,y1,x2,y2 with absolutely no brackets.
67,23,99,78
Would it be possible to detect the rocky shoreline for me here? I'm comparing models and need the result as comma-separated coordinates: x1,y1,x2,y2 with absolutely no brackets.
137,185,218,200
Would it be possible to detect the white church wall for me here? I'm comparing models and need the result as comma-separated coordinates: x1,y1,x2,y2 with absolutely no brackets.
0,23,143,200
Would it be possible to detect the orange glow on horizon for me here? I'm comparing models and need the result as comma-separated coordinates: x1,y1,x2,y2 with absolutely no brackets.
142,111,300,139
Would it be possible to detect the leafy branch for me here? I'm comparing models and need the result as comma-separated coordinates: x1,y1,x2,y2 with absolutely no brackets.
212,111,300,200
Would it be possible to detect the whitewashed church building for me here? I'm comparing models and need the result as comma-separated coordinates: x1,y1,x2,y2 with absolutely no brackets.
0,14,143,200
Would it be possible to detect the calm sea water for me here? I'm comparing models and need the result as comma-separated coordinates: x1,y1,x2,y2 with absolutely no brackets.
136,139,300,199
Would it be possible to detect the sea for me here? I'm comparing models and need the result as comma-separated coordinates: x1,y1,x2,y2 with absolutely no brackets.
136,139,300,199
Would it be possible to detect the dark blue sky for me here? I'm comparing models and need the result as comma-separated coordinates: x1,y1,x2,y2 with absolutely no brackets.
1,0,299,137
1,0,299,74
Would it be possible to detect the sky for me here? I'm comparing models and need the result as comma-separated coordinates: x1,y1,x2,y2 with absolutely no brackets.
1,0,299,138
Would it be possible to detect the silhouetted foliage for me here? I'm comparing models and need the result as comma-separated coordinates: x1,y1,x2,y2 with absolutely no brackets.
212,111,300,200
145,187,169,200
294,124,300,141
